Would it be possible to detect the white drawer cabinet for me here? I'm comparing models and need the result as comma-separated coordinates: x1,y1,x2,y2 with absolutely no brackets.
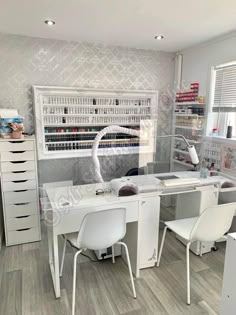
5,202,38,218
0,150,35,162
7,227,40,245
2,170,36,182
2,179,37,192
4,189,38,204
7,215,39,231
1,161,35,172
0,136,41,246
0,140,34,152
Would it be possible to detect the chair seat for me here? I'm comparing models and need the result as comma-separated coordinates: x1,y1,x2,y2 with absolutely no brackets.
165,217,199,240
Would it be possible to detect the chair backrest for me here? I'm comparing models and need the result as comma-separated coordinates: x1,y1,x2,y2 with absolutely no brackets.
77,208,126,250
190,202,236,242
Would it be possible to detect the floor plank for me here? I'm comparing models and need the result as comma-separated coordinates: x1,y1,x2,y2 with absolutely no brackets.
0,270,22,315
0,217,226,315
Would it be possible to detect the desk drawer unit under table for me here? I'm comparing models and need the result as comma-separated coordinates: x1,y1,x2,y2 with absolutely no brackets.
0,137,41,246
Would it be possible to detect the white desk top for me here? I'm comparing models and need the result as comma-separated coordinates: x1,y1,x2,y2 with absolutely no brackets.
46,171,232,211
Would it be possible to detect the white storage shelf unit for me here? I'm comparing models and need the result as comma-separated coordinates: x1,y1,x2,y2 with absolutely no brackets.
171,102,206,170
0,136,41,246
33,86,158,160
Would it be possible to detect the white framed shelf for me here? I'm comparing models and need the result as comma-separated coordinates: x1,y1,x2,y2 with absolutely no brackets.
43,113,150,117
45,139,144,144
175,114,204,117
44,132,98,135
171,159,194,168
43,122,142,127
43,104,151,108
175,125,203,131
175,102,205,106
171,97,206,171
40,147,142,159
173,149,190,155
174,138,201,145
33,86,158,160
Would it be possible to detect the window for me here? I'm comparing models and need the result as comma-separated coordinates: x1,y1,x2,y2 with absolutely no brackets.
209,61,236,137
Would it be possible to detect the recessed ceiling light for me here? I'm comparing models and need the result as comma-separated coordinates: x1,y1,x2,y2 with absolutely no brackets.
44,20,55,26
154,35,164,40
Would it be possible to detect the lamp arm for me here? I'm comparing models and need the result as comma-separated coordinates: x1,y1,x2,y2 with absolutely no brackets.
91,126,199,183
92,125,140,183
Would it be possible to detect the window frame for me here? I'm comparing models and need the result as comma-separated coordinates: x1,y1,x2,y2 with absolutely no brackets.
208,60,236,139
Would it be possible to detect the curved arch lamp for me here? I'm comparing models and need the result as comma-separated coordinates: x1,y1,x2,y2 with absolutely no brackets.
92,125,199,183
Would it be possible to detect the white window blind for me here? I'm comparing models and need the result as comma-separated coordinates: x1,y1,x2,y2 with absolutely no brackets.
213,63,236,112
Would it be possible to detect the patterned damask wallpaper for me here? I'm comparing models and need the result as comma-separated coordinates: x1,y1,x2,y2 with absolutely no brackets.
0,33,175,185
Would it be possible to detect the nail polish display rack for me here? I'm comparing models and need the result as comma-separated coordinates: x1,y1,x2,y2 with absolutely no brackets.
171,101,206,170
33,86,158,160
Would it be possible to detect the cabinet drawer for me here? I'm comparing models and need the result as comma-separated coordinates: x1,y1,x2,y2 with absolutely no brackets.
2,171,36,182
4,189,37,205
5,202,38,218
0,150,35,162
7,227,40,245
1,161,35,172
7,215,39,231
0,140,34,152
2,179,36,192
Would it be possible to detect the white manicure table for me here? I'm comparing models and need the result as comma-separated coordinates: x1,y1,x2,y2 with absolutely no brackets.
45,171,230,298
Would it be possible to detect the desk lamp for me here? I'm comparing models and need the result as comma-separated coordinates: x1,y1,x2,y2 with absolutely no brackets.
92,125,199,183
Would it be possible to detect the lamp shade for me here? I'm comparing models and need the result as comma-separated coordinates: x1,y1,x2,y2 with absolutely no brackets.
188,145,199,165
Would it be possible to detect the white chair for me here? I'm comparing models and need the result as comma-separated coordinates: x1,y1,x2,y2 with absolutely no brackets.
157,202,236,305
60,207,137,315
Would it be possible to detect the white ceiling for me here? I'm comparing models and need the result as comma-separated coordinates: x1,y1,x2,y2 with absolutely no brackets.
0,0,236,52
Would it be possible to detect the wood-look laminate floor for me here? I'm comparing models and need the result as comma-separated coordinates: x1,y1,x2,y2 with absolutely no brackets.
0,208,225,315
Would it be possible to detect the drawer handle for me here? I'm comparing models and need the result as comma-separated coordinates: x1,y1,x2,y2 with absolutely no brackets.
14,189,27,192
10,151,26,154
17,228,31,231
14,202,29,206
8,141,25,144
12,171,26,174
15,215,30,219
10,161,26,164
12,180,27,183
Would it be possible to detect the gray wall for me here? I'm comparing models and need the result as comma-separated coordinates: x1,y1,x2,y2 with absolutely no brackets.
0,33,175,186
180,32,236,97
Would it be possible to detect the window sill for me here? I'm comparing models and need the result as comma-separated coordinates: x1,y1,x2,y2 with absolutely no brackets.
204,135,236,144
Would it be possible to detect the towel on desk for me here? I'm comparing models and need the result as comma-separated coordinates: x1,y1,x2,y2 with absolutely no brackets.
161,177,200,187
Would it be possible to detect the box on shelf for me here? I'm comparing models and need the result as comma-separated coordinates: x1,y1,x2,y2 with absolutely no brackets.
175,82,200,103
0,109,24,139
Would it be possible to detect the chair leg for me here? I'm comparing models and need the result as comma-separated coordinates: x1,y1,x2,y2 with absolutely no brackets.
60,236,67,277
72,249,83,315
156,226,168,267
199,242,202,257
186,242,191,305
117,241,136,299
112,245,115,264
